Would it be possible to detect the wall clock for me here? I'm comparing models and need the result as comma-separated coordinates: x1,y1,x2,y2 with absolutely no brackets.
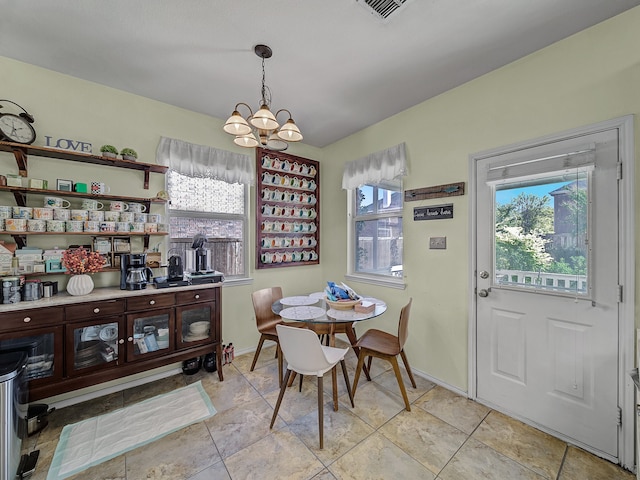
0,99,36,144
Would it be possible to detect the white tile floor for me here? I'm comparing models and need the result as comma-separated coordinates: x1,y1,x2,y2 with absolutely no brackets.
24,343,634,479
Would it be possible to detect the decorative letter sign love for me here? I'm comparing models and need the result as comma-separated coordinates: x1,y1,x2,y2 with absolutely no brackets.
45,136,92,153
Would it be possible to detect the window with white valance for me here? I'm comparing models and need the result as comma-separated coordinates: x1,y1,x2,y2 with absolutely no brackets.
344,143,408,287
342,142,408,190
156,137,250,280
156,136,254,185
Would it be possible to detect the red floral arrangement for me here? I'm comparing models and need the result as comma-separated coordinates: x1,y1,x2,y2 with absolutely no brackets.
62,248,105,275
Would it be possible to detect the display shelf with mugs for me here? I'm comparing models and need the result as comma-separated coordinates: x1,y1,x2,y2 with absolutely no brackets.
255,148,319,269
0,141,168,250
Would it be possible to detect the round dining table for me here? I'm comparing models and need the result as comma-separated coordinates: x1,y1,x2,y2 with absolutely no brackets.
272,293,387,410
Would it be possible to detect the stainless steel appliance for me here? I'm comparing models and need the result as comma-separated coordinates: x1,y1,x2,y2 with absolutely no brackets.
189,234,212,273
186,249,211,273
120,253,153,290
0,351,27,480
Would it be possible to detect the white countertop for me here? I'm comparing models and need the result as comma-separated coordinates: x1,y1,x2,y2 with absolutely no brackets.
0,282,221,313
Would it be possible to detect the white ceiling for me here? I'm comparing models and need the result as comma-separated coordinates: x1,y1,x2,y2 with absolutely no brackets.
1,0,638,147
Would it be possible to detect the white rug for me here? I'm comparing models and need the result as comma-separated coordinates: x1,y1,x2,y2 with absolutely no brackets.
47,381,216,480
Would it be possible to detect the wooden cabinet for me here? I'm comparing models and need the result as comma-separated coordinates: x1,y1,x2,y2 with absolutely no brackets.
0,325,64,389
64,299,126,377
255,147,320,269
126,293,175,362
0,284,223,401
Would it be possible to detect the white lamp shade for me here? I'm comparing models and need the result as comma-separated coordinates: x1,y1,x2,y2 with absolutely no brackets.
223,111,252,136
277,119,303,142
234,133,259,148
249,105,279,131
266,132,289,151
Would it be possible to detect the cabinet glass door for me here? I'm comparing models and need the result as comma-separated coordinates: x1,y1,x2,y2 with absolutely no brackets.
127,308,174,361
66,319,123,376
0,326,63,386
176,304,214,349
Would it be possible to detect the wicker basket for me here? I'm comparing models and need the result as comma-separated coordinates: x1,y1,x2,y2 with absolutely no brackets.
325,298,361,310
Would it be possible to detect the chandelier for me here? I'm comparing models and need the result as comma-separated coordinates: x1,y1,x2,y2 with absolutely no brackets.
223,44,303,152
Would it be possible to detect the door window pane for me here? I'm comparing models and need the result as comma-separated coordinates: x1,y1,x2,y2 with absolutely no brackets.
494,170,589,295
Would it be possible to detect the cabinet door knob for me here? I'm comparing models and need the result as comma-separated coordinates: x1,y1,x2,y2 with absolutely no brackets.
23,317,31,323
119,339,124,344
94,308,100,313
195,294,200,299
128,337,133,342
149,300,156,305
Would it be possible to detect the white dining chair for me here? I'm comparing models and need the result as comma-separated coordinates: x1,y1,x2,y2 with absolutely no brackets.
269,324,354,449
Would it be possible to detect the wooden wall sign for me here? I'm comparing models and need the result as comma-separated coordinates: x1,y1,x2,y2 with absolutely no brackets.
404,182,464,202
414,203,453,221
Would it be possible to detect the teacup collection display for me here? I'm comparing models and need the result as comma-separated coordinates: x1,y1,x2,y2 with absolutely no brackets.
257,150,319,268
0,197,167,233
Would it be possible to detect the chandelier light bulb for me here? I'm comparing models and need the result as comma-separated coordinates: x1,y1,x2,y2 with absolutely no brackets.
250,105,279,131
277,118,303,142
233,133,259,148
223,110,252,136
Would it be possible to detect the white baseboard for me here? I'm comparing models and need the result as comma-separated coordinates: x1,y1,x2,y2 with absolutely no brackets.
47,366,183,410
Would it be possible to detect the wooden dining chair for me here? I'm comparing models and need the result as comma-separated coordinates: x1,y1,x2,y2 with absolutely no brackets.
351,298,417,411
250,287,287,384
270,325,354,449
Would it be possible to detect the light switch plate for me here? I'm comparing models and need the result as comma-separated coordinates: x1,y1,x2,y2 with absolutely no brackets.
429,236,446,249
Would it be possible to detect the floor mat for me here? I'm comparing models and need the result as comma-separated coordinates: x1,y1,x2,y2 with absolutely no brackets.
47,381,216,479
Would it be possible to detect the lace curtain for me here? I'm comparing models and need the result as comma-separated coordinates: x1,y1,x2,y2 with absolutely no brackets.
342,142,408,190
156,136,254,185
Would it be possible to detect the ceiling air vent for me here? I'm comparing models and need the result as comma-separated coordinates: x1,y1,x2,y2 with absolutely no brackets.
356,0,410,21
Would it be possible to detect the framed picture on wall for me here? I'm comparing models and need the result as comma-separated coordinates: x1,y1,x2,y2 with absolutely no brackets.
57,179,73,191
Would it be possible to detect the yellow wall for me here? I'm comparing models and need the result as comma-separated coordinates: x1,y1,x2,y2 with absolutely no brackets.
0,56,325,398
321,6,640,390
1,6,638,397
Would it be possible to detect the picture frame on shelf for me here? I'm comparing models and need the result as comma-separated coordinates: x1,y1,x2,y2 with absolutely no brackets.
57,179,73,191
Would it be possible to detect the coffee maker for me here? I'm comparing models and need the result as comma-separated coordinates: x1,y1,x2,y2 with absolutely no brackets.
120,253,153,290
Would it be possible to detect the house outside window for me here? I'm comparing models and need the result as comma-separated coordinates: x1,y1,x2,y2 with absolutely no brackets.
167,171,248,278
353,183,403,277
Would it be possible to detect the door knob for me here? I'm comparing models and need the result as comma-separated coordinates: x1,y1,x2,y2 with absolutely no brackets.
478,289,489,297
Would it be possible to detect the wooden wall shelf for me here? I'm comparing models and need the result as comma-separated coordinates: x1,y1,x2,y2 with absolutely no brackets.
0,141,168,189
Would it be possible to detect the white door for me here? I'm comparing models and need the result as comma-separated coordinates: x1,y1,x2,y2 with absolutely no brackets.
475,129,620,458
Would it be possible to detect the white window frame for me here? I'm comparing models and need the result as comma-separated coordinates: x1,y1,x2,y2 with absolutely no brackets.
167,175,250,284
158,137,254,286
346,181,405,289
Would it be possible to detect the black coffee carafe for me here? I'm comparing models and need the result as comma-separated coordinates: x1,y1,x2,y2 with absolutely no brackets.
120,253,153,290
203,352,217,372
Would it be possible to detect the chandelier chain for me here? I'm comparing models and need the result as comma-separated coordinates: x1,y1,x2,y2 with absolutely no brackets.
260,57,272,107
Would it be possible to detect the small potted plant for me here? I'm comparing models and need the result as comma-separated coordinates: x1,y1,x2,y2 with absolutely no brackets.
120,148,138,161
100,145,119,159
